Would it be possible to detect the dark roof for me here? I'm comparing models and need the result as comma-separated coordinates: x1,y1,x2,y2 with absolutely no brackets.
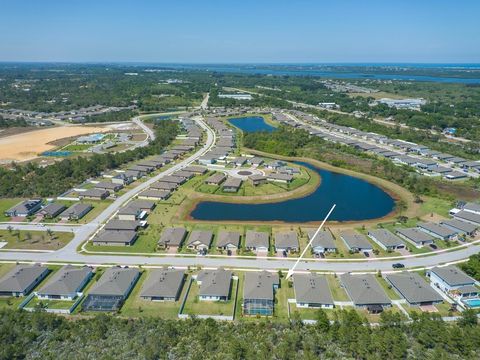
37,265,93,297
245,230,269,248
104,220,140,231
340,274,391,306
89,267,140,296
244,271,279,301
158,227,187,247
430,266,476,286
216,231,241,248
293,273,334,305
386,272,443,304
197,269,232,298
0,264,49,293
140,269,185,299
93,230,137,244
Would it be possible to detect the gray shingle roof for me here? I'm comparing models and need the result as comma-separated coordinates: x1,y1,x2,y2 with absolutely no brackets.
60,203,92,219
205,173,226,184
417,222,458,238
104,220,140,231
244,271,279,301
454,211,480,225
386,272,443,304
197,269,232,298
93,230,137,245
187,230,213,247
0,264,49,293
245,230,269,249
464,202,480,213
41,203,66,217
395,228,434,244
340,231,372,250
158,227,187,247
275,231,299,249
216,231,240,248
440,219,478,234
140,269,185,299
293,273,333,305
89,267,140,296
306,229,336,249
37,265,93,297
368,229,404,247
430,266,476,286
340,274,391,306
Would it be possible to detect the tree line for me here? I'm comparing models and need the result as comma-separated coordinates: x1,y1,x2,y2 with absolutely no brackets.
0,308,478,359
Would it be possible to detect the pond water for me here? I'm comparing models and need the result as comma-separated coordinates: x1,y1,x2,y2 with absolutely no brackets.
228,116,276,132
190,162,396,223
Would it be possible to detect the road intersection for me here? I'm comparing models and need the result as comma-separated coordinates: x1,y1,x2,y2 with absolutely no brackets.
0,116,478,273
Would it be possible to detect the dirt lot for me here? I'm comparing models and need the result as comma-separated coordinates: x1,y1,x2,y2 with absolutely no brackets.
0,125,109,162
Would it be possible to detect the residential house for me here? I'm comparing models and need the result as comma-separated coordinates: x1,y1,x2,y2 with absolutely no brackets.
385,272,443,306
293,273,334,308
94,181,124,193
245,230,269,253
150,181,178,191
249,174,267,186
395,228,434,248
79,188,110,200
92,230,138,246
440,219,477,237
59,203,92,221
117,205,146,221
157,227,187,250
340,231,373,252
205,173,226,186
266,173,293,183
340,274,391,312
368,229,405,251
417,222,458,241
40,203,66,219
36,265,93,300
274,231,299,253
216,231,241,251
222,177,242,192
196,269,232,301
5,199,42,217
104,220,141,232
186,230,213,251
306,229,337,254
161,175,186,185
82,267,140,311
243,271,279,316
140,269,186,301
453,210,480,226
0,264,49,297
138,189,171,201
427,266,477,294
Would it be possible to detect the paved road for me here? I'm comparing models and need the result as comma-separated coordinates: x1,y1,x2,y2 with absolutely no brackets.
0,114,478,272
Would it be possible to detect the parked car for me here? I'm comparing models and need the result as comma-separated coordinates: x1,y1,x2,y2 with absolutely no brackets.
363,251,370,257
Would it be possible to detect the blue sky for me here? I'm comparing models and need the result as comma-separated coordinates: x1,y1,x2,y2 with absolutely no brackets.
1,0,479,63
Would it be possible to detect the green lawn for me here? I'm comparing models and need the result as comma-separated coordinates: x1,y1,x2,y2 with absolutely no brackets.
25,297,75,310
290,306,337,321
326,275,350,301
0,198,25,222
274,278,294,321
182,278,237,317
377,277,401,300
0,230,73,250
419,197,454,218
120,270,186,319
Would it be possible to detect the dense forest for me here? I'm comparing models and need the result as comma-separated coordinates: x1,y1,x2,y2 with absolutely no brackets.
243,126,480,200
0,308,479,359
0,121,178,197
461,253,480,281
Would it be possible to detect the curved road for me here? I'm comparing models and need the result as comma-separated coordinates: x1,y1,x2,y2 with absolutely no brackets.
0,116,478,273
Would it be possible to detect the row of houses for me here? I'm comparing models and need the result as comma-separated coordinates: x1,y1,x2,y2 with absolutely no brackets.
198,117,237,165
5,199,93,221
279,111,479,180
1,263,478,315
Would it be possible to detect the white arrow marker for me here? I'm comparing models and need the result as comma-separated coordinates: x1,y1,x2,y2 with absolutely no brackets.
285,204,336,280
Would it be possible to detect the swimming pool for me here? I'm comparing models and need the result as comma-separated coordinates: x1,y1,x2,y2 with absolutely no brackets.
463,298,480,308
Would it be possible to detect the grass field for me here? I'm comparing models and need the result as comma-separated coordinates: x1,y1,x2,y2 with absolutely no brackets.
326,275,350,301
0,198,24,222
182,278,237,317
120,270,187,319
25,297,75,310
0,230,73,250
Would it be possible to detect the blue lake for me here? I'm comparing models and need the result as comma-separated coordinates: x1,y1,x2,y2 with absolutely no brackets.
228,116,276,132
190,162,396,222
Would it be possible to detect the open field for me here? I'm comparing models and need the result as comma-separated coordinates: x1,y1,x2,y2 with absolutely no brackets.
0,230,73,250
0,125,109,162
